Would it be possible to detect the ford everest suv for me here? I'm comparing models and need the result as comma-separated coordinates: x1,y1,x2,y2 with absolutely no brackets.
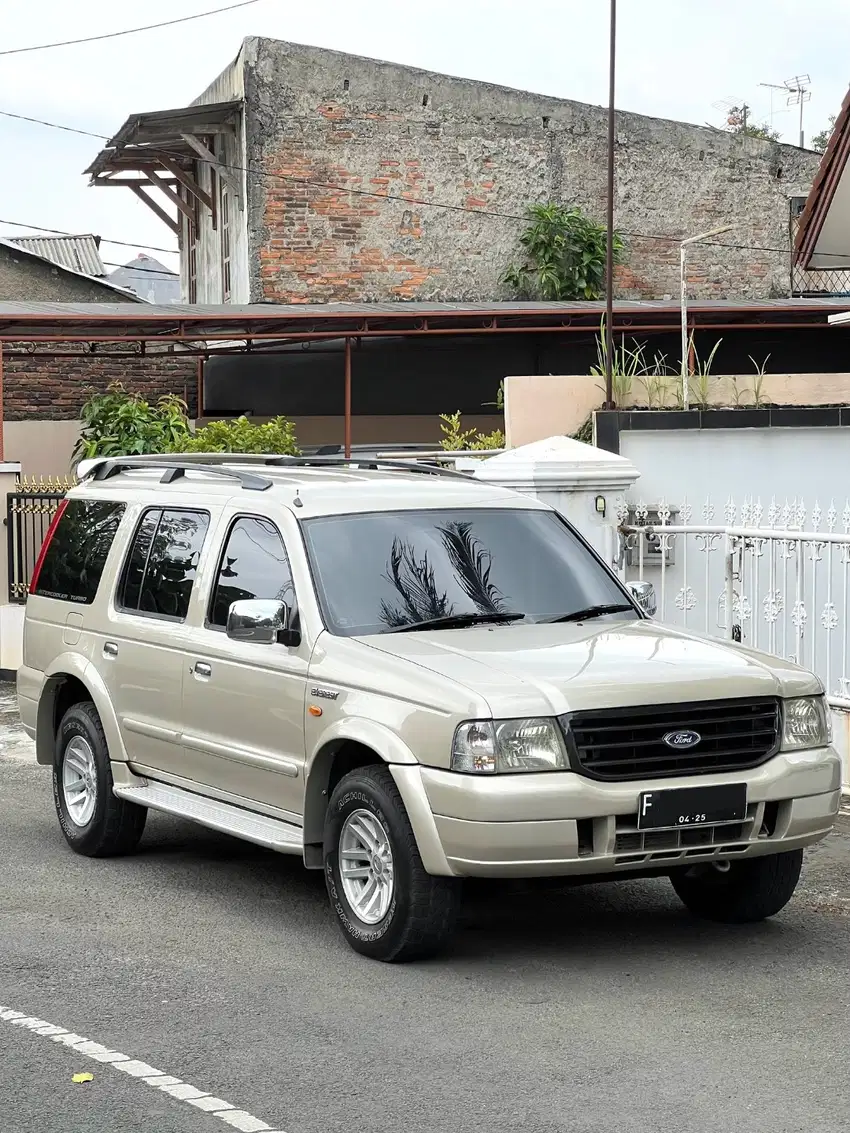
17,454,841,961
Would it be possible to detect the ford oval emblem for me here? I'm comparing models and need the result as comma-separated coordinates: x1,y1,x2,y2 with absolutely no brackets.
662,729,701,750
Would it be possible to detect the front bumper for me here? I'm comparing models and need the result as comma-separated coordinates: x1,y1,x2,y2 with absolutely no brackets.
398,747,841,878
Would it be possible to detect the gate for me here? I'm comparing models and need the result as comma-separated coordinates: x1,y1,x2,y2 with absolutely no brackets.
6,477,75,603
615,496,850,709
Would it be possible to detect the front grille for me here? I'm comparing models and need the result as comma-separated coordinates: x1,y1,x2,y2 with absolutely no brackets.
564,697,781,781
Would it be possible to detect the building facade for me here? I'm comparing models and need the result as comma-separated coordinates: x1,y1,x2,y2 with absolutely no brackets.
88,38,822,307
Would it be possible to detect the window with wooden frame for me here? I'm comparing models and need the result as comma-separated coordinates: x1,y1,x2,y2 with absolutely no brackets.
184,180,199,303
220,181,232,302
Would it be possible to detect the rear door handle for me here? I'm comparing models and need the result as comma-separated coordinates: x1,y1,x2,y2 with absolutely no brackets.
192,662,212,679
103,642,119,659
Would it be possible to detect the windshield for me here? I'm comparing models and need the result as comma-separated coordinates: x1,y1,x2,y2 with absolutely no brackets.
301,507,638,637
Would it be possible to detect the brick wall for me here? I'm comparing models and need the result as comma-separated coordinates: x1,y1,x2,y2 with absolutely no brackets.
240,38,819,305
2,348,199,421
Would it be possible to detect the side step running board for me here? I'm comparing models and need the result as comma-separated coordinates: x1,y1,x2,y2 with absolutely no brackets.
113,781,304,855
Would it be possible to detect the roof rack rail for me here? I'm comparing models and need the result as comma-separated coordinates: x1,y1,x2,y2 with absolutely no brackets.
262,455,470,479
83,457,272,492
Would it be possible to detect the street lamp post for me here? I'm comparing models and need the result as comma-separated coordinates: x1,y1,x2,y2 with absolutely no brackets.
680,224,737,410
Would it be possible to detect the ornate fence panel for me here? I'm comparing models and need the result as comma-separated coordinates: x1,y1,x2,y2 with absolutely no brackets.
616,497,850,709
6,477,75,603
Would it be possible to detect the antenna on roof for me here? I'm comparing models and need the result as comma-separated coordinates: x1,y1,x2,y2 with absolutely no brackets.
712,96,750,134
760,75,811,146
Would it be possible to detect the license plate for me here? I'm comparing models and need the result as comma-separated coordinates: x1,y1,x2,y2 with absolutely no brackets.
637,783,747,831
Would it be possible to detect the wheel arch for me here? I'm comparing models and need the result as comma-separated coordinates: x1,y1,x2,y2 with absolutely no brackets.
302,719,451,876
36,655,126,767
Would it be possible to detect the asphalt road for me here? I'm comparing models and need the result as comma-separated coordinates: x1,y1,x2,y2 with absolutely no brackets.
2,685,850,1133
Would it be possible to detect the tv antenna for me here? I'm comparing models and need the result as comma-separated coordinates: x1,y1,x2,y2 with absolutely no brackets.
760,75,811,146
712,96,750,133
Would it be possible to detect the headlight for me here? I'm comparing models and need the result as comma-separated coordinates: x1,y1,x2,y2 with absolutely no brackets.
781,696,831,751
451,718,568,773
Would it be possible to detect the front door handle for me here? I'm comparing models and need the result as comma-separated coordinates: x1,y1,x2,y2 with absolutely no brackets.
192,661,212,679
103,642,119,659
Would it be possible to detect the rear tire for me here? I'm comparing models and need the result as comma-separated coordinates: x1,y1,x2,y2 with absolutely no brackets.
53,701,147,857
324,764,461,961
670,849,803,924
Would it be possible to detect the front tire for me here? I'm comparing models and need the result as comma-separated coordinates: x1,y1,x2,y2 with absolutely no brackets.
324,765,461,961
670,849,804,924
53,702,147,857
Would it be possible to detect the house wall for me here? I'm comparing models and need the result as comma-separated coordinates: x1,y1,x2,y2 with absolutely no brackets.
237,37,820,305
0,245,139,302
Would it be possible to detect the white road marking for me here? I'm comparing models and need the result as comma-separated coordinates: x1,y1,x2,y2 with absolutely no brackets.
0,1006,286,1132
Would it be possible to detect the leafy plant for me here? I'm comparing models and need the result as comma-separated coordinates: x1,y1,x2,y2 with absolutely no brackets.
747,354,771,408
687,336,723,409
503,203,623,301
812,114,836,154
721,107,781,142
439,412,504,451
591,318,673,406
73,382,191,463
483,382,505,411
175,415,300,455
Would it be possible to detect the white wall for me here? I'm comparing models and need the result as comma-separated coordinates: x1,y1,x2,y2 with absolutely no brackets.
620,427,850,505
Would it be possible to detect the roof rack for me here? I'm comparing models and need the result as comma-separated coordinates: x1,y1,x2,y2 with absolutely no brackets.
83,457,272,492
76,452,471,482
262,455,469,479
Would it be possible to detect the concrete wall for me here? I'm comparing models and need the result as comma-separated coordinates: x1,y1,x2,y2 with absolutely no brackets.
619,425,850,505
0,244,140,302
3,421,82,477
2,415,501,475
234,36,820,305
505,372,850,447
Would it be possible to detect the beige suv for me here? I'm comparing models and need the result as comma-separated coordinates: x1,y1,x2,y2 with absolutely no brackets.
17,454,841,961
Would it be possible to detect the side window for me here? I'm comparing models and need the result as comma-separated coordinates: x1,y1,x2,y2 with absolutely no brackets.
208,516,297,628
31,499,125,604
118,508,210,621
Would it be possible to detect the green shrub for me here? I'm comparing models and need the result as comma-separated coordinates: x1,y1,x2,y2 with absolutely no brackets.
73,382,191,462
176,415,300,455
439,412,505,452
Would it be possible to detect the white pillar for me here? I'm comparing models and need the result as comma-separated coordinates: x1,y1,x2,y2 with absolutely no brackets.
0,462,23,676
473,436,639,559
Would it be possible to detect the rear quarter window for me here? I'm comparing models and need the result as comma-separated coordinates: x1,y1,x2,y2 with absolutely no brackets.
31,499,125,604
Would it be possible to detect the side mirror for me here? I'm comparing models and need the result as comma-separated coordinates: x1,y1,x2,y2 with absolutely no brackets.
226,599,297,645
626,580,657,617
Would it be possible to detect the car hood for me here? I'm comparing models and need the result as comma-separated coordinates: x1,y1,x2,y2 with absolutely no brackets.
359,618,820,717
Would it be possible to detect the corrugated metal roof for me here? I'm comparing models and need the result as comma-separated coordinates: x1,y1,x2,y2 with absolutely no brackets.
3,298,850,319
8,235,106,277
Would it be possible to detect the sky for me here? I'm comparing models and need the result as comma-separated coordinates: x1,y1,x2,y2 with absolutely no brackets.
1,0,848,279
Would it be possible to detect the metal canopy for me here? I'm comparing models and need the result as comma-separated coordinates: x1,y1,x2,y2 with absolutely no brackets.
1,298,849,344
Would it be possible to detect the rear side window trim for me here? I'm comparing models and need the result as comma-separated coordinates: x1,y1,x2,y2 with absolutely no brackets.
115,505,211,624
30,498,126,605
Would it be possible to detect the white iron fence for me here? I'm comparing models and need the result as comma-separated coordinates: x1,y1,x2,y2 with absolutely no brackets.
615,498,850,710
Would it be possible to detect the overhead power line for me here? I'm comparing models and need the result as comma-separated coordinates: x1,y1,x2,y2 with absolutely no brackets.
1,106,838,261
0,0,260,56
0,217,177,254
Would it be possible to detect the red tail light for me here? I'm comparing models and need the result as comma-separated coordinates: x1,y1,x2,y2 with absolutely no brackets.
28,498,69,596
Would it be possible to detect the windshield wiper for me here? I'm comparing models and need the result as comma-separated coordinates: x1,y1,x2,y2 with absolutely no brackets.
387,611,526,633
545,603,635,624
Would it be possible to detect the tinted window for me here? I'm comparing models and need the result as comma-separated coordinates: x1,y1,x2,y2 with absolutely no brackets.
302,508,636,636
209,516,296,627
118,508,209,621
32,499,125,604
